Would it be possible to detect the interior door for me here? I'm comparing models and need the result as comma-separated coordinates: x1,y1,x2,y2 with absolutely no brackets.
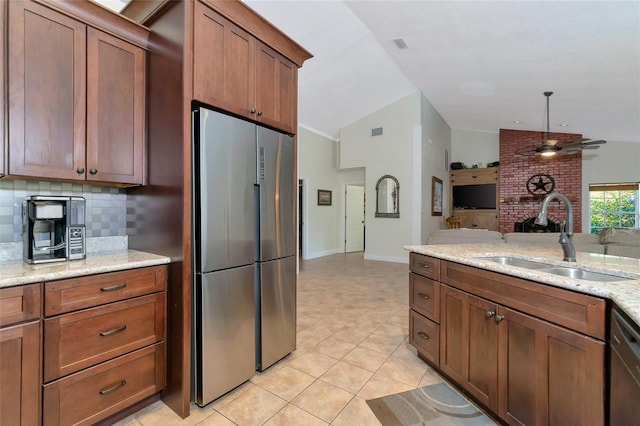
345,185,365,252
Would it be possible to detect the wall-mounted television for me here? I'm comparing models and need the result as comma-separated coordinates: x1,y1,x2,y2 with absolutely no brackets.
452,184,496,210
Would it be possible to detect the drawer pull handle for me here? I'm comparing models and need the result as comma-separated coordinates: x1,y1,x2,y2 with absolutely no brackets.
100,325,127,337
417,263,430,269
99,380,126,395
100,283,127,292
417,332,430,340
417,293,430,300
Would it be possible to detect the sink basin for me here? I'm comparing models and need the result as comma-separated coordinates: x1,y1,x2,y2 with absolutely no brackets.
477,256,551,270
538,268,631,282
478,256,633,281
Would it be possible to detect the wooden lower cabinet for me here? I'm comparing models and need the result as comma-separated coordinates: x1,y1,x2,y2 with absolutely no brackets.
498,306,605,425
0,321,41,426
43,343,165,426
439,283,605,425
42,265,168,425
440,285,498,410
453,210,498,231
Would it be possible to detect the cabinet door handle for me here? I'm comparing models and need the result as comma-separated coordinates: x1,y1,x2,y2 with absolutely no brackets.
99,325,127,337
76,167,85,174
250,108,256,114
89,168,98,175
257,111,263,116
100,283,127,292
417,332,430,340
486,310,496,318
416,262,430,269
417,293,430,300
495,314,505,323
99,380,126,395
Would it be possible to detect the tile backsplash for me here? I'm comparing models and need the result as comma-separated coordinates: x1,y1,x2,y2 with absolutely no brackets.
0,180,127,243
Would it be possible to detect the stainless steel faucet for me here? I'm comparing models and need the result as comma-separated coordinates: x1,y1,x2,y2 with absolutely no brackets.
534,193,576,262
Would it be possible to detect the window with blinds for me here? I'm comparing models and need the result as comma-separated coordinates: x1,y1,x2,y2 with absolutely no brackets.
589,183,639,234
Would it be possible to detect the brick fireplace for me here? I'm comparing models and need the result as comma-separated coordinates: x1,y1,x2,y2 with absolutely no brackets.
499,129,582,233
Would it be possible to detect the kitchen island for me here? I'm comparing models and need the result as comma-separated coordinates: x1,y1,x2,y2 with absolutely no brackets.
405,243,640,426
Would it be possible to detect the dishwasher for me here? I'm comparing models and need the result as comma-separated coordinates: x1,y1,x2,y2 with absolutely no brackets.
609,307,640,425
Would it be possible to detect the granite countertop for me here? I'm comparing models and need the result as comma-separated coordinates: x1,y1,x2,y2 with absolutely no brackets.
405,244,640,326
0,250,171,288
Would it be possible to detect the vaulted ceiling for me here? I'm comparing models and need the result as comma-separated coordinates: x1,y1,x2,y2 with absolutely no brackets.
98,0,640,144
245,1,640,144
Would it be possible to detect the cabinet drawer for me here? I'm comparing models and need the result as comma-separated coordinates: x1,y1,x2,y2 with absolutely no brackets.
410,253,440,280
44,293,165,382
0,283,41,327
441,261,606,339
450,167,498,185
409,309,439,366
409,273,440,322
45,265,166,316
43,343,165,426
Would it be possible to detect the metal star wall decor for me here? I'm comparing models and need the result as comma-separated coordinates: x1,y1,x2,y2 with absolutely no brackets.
526,173,555,195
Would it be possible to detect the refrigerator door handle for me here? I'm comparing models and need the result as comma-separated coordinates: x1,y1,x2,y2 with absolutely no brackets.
259,146,265,180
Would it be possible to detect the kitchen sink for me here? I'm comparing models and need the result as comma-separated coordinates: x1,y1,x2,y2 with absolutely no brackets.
478,256,633,281
477,256,551,270
537,267,631,282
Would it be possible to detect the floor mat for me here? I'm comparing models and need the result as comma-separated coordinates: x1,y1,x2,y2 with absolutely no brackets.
366,382,497,425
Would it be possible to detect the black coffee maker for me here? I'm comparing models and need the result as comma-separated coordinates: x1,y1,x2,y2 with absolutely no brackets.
23,196,86,264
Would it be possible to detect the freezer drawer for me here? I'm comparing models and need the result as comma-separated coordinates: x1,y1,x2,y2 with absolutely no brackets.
194,264,255,406
258,256,296,371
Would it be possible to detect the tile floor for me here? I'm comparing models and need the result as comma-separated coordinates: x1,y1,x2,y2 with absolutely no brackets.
115,253,455,425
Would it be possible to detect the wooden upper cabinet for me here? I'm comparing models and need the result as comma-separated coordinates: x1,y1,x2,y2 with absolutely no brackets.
193,2,298,134
6,0,148,186
255,41,296,134
87,28,145,185
8,0,87,180
193,2,254,118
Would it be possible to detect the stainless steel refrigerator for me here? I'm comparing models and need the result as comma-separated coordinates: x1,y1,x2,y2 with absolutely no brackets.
192,107,296,406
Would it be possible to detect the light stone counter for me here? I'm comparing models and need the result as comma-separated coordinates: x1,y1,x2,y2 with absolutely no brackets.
0,250,171,288
405,244,640,326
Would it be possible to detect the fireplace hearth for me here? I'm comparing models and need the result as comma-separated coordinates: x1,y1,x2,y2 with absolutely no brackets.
514,216,561,233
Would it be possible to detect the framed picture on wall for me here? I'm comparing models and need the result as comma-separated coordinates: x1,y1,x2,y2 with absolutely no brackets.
432,176,443,216
317,189,332,206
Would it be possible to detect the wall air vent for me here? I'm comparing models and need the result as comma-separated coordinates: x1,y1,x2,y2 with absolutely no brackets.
393,38,408,49
371,127,383,137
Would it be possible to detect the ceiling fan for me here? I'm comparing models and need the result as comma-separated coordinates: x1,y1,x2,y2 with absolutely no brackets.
515,91,606,157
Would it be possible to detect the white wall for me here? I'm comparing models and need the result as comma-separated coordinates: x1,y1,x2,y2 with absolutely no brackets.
298,127,340,259
451,129,499,167
581,140,640,229
340,92,422,263
420,94,453,244
298,127,365,259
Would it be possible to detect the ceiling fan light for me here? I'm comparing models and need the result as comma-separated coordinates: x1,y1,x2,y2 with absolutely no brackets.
540,150,556,157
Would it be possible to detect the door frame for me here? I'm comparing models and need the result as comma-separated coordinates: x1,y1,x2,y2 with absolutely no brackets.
340,181,365,253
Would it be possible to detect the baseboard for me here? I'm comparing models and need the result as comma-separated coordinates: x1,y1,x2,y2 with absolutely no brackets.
364,253,409,264
304,248,339,260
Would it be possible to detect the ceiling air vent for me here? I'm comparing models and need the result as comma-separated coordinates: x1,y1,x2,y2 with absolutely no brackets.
371,127,383,136
393,38,408,49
